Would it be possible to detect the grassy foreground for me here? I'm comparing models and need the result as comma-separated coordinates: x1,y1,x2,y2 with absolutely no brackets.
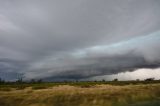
0,82,160,106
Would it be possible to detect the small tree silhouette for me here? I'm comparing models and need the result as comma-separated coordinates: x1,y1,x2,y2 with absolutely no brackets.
145,78,154,81
102,79,105,82
113,78,118,81
37,79,43,83
0,78,5,84
94,80,97,82
0,77,2,84
16,73,25,83
30,79,36,83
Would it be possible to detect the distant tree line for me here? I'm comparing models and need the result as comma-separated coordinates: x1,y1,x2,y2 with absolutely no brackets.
0,77,43,84
0,77,159,84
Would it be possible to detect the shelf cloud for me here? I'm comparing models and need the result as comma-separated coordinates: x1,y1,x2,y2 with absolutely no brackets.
0,0,160,80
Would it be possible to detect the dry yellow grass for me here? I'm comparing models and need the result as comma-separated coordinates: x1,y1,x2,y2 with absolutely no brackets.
0,84,160,106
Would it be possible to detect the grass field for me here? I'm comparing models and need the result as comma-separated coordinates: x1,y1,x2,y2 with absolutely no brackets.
0,81,160,106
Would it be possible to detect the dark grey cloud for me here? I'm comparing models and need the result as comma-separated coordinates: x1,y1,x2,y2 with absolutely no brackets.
0,0,160,80
31,32,160,80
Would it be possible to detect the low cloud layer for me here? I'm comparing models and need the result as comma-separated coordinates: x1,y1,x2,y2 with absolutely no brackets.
0,0,160,81
87,68,160,81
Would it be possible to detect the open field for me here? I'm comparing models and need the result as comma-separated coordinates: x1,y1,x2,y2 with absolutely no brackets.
0,81,160,106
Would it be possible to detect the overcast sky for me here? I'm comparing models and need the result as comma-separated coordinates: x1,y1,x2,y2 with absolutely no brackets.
0,0,160,81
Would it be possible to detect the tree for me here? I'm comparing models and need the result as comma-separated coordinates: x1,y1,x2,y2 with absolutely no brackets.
102,79,105,82
16,73,25,83
0,77,2,84
145,78,154,81
30,79,36,83
94,80,97,82
0,78,5,84
37,79,43,83
113,78,118,81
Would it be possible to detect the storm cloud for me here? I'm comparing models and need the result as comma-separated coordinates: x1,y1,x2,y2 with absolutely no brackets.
0,0,160,80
